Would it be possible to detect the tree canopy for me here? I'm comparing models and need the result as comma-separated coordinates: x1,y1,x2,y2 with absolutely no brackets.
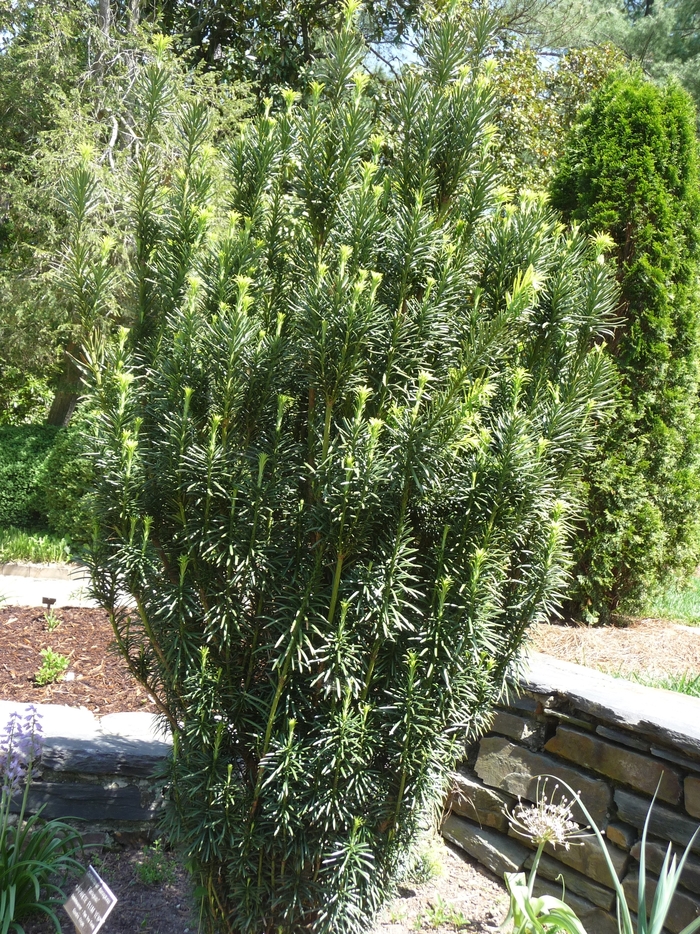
496,0,700,119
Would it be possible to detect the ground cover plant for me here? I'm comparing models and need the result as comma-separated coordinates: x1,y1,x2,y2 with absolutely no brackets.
74,6,617,932
33,649,69,687
0,528,70,565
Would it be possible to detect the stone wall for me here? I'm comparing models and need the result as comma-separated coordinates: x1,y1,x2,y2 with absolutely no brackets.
442,652,700,934
1,701,171,834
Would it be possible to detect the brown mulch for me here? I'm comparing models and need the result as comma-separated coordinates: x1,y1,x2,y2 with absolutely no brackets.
530,617,700,679
22,842,197,934
3,603,700,716
0,605,157,714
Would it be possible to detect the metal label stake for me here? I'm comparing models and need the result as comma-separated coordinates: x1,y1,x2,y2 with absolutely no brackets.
64,864,118,934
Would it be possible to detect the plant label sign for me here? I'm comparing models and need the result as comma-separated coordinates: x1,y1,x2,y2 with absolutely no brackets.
64,865,118,934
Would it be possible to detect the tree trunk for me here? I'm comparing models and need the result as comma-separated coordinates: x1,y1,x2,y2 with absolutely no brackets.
98,0,111,33
129,0,140,31
47,342,82,427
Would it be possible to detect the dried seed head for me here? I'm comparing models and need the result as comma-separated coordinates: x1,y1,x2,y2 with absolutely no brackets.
507,777,590,849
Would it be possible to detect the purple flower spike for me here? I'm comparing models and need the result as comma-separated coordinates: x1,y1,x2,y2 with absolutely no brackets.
0,704,44,795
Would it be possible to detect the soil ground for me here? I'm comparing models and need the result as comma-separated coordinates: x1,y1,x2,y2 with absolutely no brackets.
21,836,508,934
22,842,197,934
373,840,509,934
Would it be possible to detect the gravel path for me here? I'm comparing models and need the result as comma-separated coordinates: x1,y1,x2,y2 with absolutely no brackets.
0,562,96,608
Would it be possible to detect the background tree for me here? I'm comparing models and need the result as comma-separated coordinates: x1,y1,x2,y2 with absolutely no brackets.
494,0,700,121
157,0,420,91
551,70,700,621
0,0,91,423
73,7,616,931
490,43,624,191
0,0,249,426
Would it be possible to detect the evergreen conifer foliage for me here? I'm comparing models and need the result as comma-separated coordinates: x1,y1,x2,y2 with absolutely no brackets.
80,8,616,931
551,71,700,621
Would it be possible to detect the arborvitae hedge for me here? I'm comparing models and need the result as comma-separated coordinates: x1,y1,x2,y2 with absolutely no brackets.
551,71,700,621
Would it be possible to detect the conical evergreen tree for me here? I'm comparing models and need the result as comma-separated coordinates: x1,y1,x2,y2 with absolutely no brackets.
551,70,700,620
72,7,616,931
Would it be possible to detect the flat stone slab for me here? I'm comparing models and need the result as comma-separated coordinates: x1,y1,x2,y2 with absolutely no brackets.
0,571,97,607
623,870,700,934
0,562,83,580
545,725,682,805
491,710,542,746
510,825,627,887
475,735,613,826
525,852,616,910
631,838,700,896
441,814,530,876
544,834,627,887
0,701,171,777
13,782,159,822
596,725,648,753
531,878,618,934
615,789,700,855
606,822,637,850
687,776,700,819
521,653,700,760
448,768,515,831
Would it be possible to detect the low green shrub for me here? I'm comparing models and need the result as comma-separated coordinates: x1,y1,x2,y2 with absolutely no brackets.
36,413,94,544
79,9,617,930
34,648,69,686
0,426,58,529
0,368,53,427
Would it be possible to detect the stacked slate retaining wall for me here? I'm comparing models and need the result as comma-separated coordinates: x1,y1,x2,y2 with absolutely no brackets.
442,652,700,934
1,701,171,837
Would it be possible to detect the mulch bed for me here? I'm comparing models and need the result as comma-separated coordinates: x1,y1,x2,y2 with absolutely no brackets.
530,617,700,679
0,605,157,714
3,603,700,716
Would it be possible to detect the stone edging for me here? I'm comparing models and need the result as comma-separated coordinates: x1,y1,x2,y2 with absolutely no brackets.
521,651,700,757
0,562,84,580
0,701,172,826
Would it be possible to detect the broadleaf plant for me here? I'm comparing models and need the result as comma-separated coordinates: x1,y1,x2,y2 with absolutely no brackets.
74,6,617,932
